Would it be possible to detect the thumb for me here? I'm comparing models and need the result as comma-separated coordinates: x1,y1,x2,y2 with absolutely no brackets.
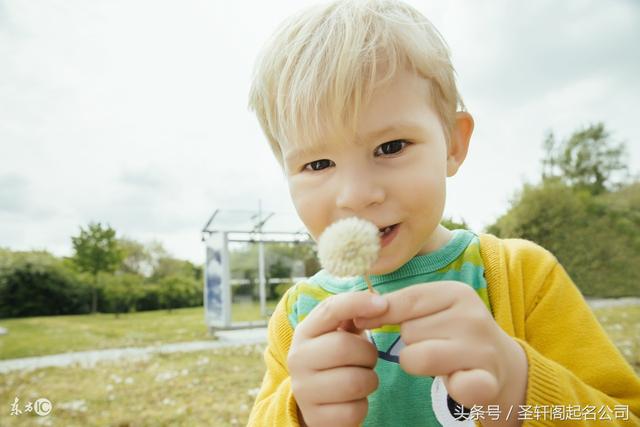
445,369,499,407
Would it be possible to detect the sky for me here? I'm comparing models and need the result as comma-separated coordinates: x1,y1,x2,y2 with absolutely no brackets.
1,0,639,264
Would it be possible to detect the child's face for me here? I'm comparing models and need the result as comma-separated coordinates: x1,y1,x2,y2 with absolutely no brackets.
281,67,471,275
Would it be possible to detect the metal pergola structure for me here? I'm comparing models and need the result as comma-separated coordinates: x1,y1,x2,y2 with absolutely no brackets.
201,204,313,331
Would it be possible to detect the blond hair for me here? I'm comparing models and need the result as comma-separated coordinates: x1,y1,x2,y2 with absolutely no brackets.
248,0,465,167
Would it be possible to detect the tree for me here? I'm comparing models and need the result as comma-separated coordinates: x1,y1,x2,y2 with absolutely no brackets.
488,122,639,297
71,222,124,313
149,256,199,283
101,273,144,317
487,179,640,297
441,216,469,231
541,123,629,195
117,238,153,277
157,275,200,312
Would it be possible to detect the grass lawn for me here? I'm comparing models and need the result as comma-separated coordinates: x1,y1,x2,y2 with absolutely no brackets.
0,304,638,426
0,302,277,360
0,344,266,426
590,304,640,374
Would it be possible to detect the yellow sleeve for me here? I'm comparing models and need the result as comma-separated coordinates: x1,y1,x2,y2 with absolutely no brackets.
516,254,640,426
247,289,301,426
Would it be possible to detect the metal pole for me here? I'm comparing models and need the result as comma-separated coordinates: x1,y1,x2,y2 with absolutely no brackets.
221,232,232,328
258,200,267,317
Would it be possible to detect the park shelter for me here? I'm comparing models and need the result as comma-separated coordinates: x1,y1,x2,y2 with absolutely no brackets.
200,207,313,331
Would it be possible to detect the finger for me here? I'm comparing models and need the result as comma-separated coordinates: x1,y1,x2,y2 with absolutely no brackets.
399,339,481,377
337,318,365,335
355,281,471,329
310,399,369,427
294,329,378,370
297,291,388,339
399,309,453,344
298,366,379,404
447,369,499,407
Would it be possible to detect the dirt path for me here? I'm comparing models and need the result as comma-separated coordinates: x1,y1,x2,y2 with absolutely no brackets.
585,297,640,309
0,327,267,374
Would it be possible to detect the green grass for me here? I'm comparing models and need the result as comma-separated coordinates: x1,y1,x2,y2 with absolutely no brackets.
0,344,267,426
592,304,640,374
0,304,637,426
0,302,277,360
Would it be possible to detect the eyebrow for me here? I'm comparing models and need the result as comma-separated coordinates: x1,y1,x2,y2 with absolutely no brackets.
358,121,424,141
284,121,423,163
284,145,326,164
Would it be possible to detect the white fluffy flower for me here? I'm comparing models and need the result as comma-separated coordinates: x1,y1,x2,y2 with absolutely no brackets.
318,217,380,277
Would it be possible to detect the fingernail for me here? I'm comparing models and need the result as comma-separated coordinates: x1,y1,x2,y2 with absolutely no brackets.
371,294,387,309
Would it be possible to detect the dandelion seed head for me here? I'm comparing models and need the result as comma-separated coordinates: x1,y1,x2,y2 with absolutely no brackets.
318,217,380,277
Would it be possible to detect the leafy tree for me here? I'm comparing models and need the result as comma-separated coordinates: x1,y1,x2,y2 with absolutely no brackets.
135,283,162,312
71,222,124,313
488,122,639,297
541,123,629,195
488,179,639,297
118,238,153,277
101,273,145,317
229,241,320,300
441,216,469,231
149,256,201,283
157,275,200,312
267,257,292,300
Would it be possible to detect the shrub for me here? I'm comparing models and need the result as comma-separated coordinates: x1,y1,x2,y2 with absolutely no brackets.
157,275,201,312
0,260,91,318
488,180,640,297
101,273,145,316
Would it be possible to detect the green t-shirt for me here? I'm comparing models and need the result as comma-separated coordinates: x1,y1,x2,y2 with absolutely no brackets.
285,229,491,426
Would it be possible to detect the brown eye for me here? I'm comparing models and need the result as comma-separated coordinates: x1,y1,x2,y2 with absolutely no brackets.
304,159,334,171
376,140,408,156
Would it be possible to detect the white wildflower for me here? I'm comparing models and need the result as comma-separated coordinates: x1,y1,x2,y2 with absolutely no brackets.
318,217,380,277
155,371,178,382
58,399,87,412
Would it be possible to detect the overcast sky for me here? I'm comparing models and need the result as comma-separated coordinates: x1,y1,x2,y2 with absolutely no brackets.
1,0,639,264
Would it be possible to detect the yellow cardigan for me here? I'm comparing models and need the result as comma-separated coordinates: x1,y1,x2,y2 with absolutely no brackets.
248,234,640,426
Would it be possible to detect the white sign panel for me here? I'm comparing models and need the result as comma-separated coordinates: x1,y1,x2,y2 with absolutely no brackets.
204,232,230,328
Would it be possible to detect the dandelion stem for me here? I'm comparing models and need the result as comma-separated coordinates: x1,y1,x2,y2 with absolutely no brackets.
364,274,377,293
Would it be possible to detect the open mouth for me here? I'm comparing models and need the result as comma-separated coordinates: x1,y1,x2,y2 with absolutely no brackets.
378,223,399,237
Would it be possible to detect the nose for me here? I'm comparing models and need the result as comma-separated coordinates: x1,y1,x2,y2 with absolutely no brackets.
335,164,385,212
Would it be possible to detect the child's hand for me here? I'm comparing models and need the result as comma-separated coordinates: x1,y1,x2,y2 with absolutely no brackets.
354,281,528,410
288,292,389,427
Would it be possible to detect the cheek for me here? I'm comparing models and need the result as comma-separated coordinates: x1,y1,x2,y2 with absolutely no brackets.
396,164,447,214
288,178,328,239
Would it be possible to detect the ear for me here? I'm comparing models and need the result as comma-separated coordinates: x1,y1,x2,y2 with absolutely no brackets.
446,111,474,177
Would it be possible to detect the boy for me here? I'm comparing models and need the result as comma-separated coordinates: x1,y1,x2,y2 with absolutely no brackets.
246,0,640,425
